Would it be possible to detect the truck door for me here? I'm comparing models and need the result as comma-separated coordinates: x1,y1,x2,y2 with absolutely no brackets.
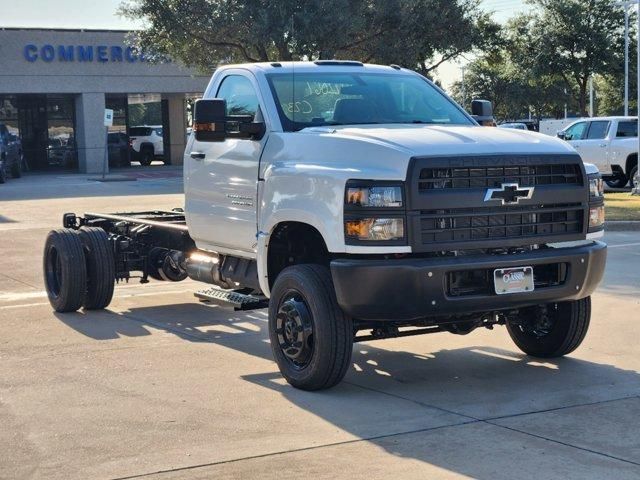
609,120,637,176
185,73,265,255
577,120,611,173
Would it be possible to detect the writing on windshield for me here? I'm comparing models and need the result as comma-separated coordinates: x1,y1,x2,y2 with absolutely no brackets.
267,72,472,131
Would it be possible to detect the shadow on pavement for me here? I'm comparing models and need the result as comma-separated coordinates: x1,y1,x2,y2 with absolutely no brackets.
56,302,640,426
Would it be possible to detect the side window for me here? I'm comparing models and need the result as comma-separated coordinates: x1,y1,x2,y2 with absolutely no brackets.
585,121,610,140
564,122,587,140
216,75,259,119
616,121,637,138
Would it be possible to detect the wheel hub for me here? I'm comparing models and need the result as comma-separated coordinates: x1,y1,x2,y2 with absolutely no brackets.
276,294,314,368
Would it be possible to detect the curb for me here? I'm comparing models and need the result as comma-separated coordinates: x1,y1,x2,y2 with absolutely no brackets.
87,176,137,182
606,221,640,232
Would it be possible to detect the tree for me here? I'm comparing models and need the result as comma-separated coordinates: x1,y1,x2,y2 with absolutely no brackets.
524,0,626,116
120,0,499,76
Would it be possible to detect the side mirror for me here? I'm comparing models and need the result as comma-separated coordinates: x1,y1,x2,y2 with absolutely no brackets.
193,98,265,142
557,131,566,140
193,99,227,142
471,99,494,126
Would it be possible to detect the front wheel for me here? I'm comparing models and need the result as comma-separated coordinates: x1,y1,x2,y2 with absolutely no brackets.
506,297,591,358
268,265,353,391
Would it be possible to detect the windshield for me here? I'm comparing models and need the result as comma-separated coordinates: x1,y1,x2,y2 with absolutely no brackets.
266,72,472,131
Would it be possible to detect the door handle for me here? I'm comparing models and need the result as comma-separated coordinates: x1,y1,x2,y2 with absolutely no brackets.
599,143,607,147
190,152,205,160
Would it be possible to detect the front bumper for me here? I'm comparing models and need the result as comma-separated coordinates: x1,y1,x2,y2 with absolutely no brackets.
330,241,607,321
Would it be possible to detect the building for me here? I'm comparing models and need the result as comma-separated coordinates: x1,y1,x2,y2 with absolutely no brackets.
0,28,210,173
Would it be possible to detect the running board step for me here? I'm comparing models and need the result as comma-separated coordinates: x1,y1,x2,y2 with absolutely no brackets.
195,287,268,311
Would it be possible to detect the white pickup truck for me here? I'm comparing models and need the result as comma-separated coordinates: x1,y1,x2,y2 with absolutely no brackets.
43,61,607,390
558,116,638,188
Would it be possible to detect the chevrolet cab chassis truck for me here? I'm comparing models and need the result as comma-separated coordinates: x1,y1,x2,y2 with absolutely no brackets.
43,62,607,390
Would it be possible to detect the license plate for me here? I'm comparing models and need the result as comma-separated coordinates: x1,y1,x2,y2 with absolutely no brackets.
494,266,534,295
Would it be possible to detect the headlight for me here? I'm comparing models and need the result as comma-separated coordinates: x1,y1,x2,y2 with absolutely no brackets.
345,218,404,241
589,176,604,197
589,205,605,228
346,186,403,208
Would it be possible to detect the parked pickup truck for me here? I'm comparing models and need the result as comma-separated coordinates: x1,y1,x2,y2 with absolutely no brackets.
558,116,638,188
43,61,607,390
129,125,165,166
0,123,23,183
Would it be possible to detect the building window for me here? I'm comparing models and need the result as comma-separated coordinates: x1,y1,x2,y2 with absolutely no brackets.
46,95,76,169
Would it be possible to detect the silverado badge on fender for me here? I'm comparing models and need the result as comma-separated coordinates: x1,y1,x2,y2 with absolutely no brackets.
484,182,534,205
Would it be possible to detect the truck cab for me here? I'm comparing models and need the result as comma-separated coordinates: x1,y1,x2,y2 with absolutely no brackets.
45,61,607,391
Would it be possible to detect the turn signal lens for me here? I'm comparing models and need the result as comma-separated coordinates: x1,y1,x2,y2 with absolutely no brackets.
589,205,605,228
193,122,218,132
345,218,404,241
346,186,403,208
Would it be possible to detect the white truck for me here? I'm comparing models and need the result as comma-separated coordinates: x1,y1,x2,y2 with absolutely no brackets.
558,116,638,188
129,125,165,166
43,61,607,390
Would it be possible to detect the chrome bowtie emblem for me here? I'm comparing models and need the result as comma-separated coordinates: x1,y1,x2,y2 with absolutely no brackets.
484,183,534,205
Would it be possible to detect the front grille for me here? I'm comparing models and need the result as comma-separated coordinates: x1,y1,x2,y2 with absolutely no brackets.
418,203,583,246
447,263,568,297
419,164,581,191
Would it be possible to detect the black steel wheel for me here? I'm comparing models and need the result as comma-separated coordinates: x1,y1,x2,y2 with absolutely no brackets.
268,264,353,391
275,292,315,369
78,227,115,310
43,229,87,312
506,297,591,358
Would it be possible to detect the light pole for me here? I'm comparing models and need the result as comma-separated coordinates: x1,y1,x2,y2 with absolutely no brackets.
615,1,635,115
461,66,466,111
625,3,630,115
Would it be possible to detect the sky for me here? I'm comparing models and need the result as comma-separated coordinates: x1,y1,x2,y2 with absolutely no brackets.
0,0,531,88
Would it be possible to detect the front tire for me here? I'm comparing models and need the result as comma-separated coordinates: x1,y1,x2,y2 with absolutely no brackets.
268,265,353,391
506,297,591,358
43,229,87,312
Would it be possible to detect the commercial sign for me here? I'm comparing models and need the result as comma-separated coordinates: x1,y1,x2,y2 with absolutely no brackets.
23,44,147,63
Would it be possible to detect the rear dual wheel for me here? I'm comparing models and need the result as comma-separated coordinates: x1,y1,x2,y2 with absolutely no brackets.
78,227,115,310
43,228,115,312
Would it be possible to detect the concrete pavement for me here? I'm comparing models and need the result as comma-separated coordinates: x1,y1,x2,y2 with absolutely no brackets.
1,171,639,479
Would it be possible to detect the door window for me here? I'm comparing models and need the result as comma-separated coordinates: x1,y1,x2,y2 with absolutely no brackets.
564,122,587,140
585,121,610,140
616,120,637,138
216,75,259,119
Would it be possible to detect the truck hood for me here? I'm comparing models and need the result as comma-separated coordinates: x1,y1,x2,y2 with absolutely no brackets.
302,124,576,157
